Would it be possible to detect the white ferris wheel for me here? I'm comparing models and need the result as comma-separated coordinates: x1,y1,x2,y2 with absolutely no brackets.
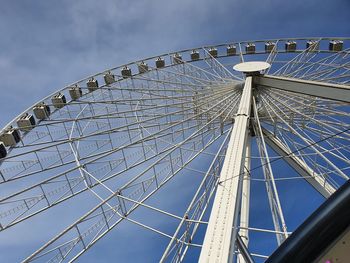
0,37,349,262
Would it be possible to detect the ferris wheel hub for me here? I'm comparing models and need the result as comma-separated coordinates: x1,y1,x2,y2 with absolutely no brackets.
233,61,271,73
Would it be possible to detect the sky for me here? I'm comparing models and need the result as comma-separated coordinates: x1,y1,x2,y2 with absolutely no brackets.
0,0,349,262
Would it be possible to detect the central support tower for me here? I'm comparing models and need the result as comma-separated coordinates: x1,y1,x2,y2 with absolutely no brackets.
199,76,252,262
199,62,270,262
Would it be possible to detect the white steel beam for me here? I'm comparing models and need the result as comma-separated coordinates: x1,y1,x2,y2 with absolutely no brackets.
253,98,288,245
255,75,350,103
199,77,252,263
262,127,336,198
236,235,254,263
237,135,251,263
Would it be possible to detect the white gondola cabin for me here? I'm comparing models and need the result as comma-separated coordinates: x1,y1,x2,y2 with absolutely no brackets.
69,85,83,100
208,47,218,57
0,126,21,147
33,103,51,120
329,40,343,51
52,93,66,109
155,57,165,68
138,62,149,73
17,113,36,132
227,45,236,56
121,66,132,78
265,42,276,53
87,78,99,92
104,72,115,85
245,43,256,54
285,41,297,52
190,50,200,60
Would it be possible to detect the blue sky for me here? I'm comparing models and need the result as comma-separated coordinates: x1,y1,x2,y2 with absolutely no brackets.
0,0,349,262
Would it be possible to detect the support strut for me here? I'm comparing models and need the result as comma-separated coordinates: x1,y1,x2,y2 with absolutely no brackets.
199,77,253,262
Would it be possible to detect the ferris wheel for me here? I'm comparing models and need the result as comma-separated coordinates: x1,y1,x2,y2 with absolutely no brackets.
0,37,349,262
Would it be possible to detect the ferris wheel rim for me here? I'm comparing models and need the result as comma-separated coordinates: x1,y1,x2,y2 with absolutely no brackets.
1,36,349,135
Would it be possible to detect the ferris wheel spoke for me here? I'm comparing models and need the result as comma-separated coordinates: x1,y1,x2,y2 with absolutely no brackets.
201,60,231,81
262,92,349,159
252,98,288,245
286,49,350,81
5,110,222,189
202,47,242,81
316,72,350,83
19,99,194,133
0,137,169,230
261,94,349,181
273,41,321,76
296,118,350,149
302,51,349,81
261,90,350,140
167,62,227,83
0,128,144,182
283,52,320,78
68,121,231,262
65,94,199,106
4,112,215,189
105,84,200,93
265,88,350,118
158,58,232,84
145,62,227,86
0,90,237,186
11,75,233,148
0,93,226,163
304,61,350,83
261,98,350,164
261,128,336,197
282,39,322,77
77,133,220,262
264,40,280,75
23,120,228,262
322,135,350,160
6,85,233,151
269,124,349,184
132,74,213,89
116,94,238,193
294,127,350,174
259,110,342,196
237,42,245,64
161,128,231,262
0,128,207,231
0,93,236,231
0,131,137,183
262,123,332,192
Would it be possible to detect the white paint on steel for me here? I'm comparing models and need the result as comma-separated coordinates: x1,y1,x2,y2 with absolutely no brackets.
199,77,252,263
262,128,336,198
255,75,350,103
233,61,271,73
237,135,251,263
253,98,288,244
